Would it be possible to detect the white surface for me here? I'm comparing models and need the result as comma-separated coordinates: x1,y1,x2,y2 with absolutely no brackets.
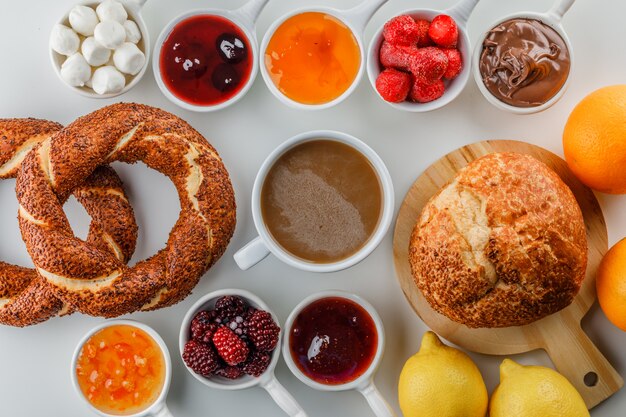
0,0,625,416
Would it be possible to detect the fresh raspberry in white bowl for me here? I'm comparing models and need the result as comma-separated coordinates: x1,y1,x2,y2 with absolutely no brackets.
366,0,479,112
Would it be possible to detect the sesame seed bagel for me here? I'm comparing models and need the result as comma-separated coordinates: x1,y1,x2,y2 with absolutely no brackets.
409,152,587,328
16,103,236,317
0,118,137,327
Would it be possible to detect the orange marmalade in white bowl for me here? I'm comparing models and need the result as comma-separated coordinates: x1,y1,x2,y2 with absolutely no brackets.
72,321,172,417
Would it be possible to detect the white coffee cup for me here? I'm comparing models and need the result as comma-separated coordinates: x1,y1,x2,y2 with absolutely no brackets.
472,0,576,114
71,320,173,417
282,291,396,417
233,130,394,272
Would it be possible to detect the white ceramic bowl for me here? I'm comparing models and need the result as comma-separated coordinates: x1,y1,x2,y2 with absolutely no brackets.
179,289,280,390
282,291,395,417
259,0,388,110
153,0,269,112
50,0,150,98
179,289,306,417
71,320,173,417
233,130,395,272
472,0,575,114
366,0,480,112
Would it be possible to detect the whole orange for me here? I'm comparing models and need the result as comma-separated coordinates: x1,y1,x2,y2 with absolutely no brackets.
597,238,626,331
563,85,626,194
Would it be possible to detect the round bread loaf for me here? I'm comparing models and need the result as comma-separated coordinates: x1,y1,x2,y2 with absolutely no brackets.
409,152,587,328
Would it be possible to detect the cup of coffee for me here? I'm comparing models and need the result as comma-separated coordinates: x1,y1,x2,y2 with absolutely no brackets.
234,130,394,272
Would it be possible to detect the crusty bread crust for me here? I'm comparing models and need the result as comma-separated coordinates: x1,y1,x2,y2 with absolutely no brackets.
0,119,137,327
15,103,236,318
409,152,587,328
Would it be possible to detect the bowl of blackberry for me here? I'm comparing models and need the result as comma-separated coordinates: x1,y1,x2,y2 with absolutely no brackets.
179,289,306,417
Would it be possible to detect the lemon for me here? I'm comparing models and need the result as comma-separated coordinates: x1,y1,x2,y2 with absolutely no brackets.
490,359,589,417
398,331,488,417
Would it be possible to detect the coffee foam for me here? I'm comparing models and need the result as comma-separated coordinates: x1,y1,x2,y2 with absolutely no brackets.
266,165,367,258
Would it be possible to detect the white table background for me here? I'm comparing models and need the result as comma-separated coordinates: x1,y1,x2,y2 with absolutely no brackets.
1,0,625,415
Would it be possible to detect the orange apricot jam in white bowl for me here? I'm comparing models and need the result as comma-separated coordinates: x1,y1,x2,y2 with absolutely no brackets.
75,324,166,416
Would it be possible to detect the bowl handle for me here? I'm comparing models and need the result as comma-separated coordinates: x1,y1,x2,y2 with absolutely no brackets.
234,236,271,270
150,403,174,417
342,0,389,34
357,380,397,417
123,0,149,11
261,373,308,417
547,0,576,22
233,0,270,30
541,319,624,409
445,0,480,27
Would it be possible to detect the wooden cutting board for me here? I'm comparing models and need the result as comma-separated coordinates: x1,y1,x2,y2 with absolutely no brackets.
393,140,623,409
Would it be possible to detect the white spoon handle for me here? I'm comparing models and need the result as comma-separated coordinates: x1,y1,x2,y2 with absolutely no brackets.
262,374,308,417
358,381,397,417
